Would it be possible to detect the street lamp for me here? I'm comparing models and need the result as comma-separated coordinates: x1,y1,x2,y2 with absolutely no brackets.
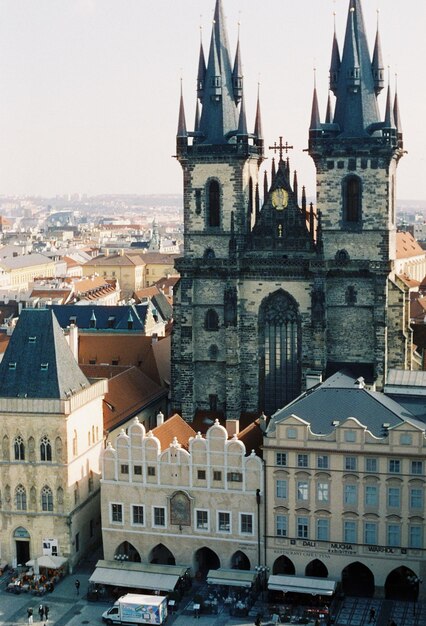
407,573,422,615
255,565,270,604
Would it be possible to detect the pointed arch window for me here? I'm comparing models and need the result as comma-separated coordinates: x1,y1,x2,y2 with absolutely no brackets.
14,435,25,461
15,484,27,511
41,485,53,512
207,180,220,227
205,309,219,331
40,436,52,462
259,290,301,415
343,175,362,224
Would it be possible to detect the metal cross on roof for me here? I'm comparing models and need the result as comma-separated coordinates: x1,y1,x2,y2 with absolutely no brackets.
268,136,294,160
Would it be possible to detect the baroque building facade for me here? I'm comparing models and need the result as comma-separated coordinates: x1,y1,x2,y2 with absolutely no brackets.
171,0,412,423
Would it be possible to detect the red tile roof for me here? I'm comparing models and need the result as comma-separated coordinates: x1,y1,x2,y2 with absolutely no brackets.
152,413,197,451
396,232,425,259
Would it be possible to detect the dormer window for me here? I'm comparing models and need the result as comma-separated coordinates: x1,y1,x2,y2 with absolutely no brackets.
41,363,49,371
8,362,16,370
28,336,36,344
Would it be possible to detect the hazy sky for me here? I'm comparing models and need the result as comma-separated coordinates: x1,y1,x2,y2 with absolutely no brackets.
0,0,424,201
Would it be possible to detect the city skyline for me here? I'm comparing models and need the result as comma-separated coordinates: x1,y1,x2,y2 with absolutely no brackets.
0,0,424,199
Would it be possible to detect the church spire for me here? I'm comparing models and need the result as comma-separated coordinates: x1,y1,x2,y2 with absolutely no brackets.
384,78,395,130
371,12,385,95
198,0,238,144
333,0,380,137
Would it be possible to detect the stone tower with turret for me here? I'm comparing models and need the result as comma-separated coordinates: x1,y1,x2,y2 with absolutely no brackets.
172,0,411,423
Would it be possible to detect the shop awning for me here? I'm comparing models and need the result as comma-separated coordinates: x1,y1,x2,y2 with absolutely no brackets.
268,575,337,596
207,568,258,588
26,556,67,569
89,560,189,593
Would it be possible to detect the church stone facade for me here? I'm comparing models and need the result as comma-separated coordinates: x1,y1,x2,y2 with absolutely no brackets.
172,0,412,422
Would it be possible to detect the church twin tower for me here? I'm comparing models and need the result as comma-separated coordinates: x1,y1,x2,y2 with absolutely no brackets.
172,0,410,422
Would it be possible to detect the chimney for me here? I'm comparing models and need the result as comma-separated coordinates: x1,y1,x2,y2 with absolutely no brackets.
306,370,323,390
68,323,79,362
226,419,239,438
259,412,267,433
156,410,164,427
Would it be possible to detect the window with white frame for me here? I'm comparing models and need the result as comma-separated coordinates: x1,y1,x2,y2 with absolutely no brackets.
276,514,287,537
297,516,309,539
343,520,357,543
132,505,144,525
240,513,253,534
387,487,401,508
153,507,166,527
111,503,123,523
276,453,287,466
317,455,329,469
297,481,309,501
387,524,401,547
218,511,231,532
316,518,329,541
365,485,378,506
409,525,423,549
365,458,378,473
196,510,209,530
317,482,329,502
297,454,309,468
344,484,357,506
364,522,377,545
389,459,401,474
276,479,287,499
410,488,423,509
411,460,423,475
344,430,356,443
344,456,357,471
287,428,297,439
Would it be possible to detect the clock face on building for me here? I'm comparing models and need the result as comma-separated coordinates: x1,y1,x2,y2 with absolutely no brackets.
271,187,289,210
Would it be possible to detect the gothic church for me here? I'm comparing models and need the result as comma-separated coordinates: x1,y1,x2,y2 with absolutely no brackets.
172,0,412,422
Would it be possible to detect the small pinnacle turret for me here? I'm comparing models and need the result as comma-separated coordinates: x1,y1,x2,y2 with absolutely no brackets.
329,17,341,94
232,37,243,104
372,14,385,95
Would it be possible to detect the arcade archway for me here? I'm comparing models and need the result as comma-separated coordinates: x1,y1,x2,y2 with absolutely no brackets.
114,541,140,562
385,567,420,601
149,543,175,565
273,555,295,576
194,547,220,578
305,559,328,578
231,550,250,570
342,562,374,597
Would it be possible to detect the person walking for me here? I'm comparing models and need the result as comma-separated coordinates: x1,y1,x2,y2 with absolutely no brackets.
369,607,376,623
38,605,44,621
75,579,80,596
44,605,49,621
27,607,34,625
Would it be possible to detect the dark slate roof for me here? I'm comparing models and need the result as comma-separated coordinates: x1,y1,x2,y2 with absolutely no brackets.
152,293,173,322
333,0,381,136
198,0,238,144
268,370,425,438
49,304,148,332
0,308,89,399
